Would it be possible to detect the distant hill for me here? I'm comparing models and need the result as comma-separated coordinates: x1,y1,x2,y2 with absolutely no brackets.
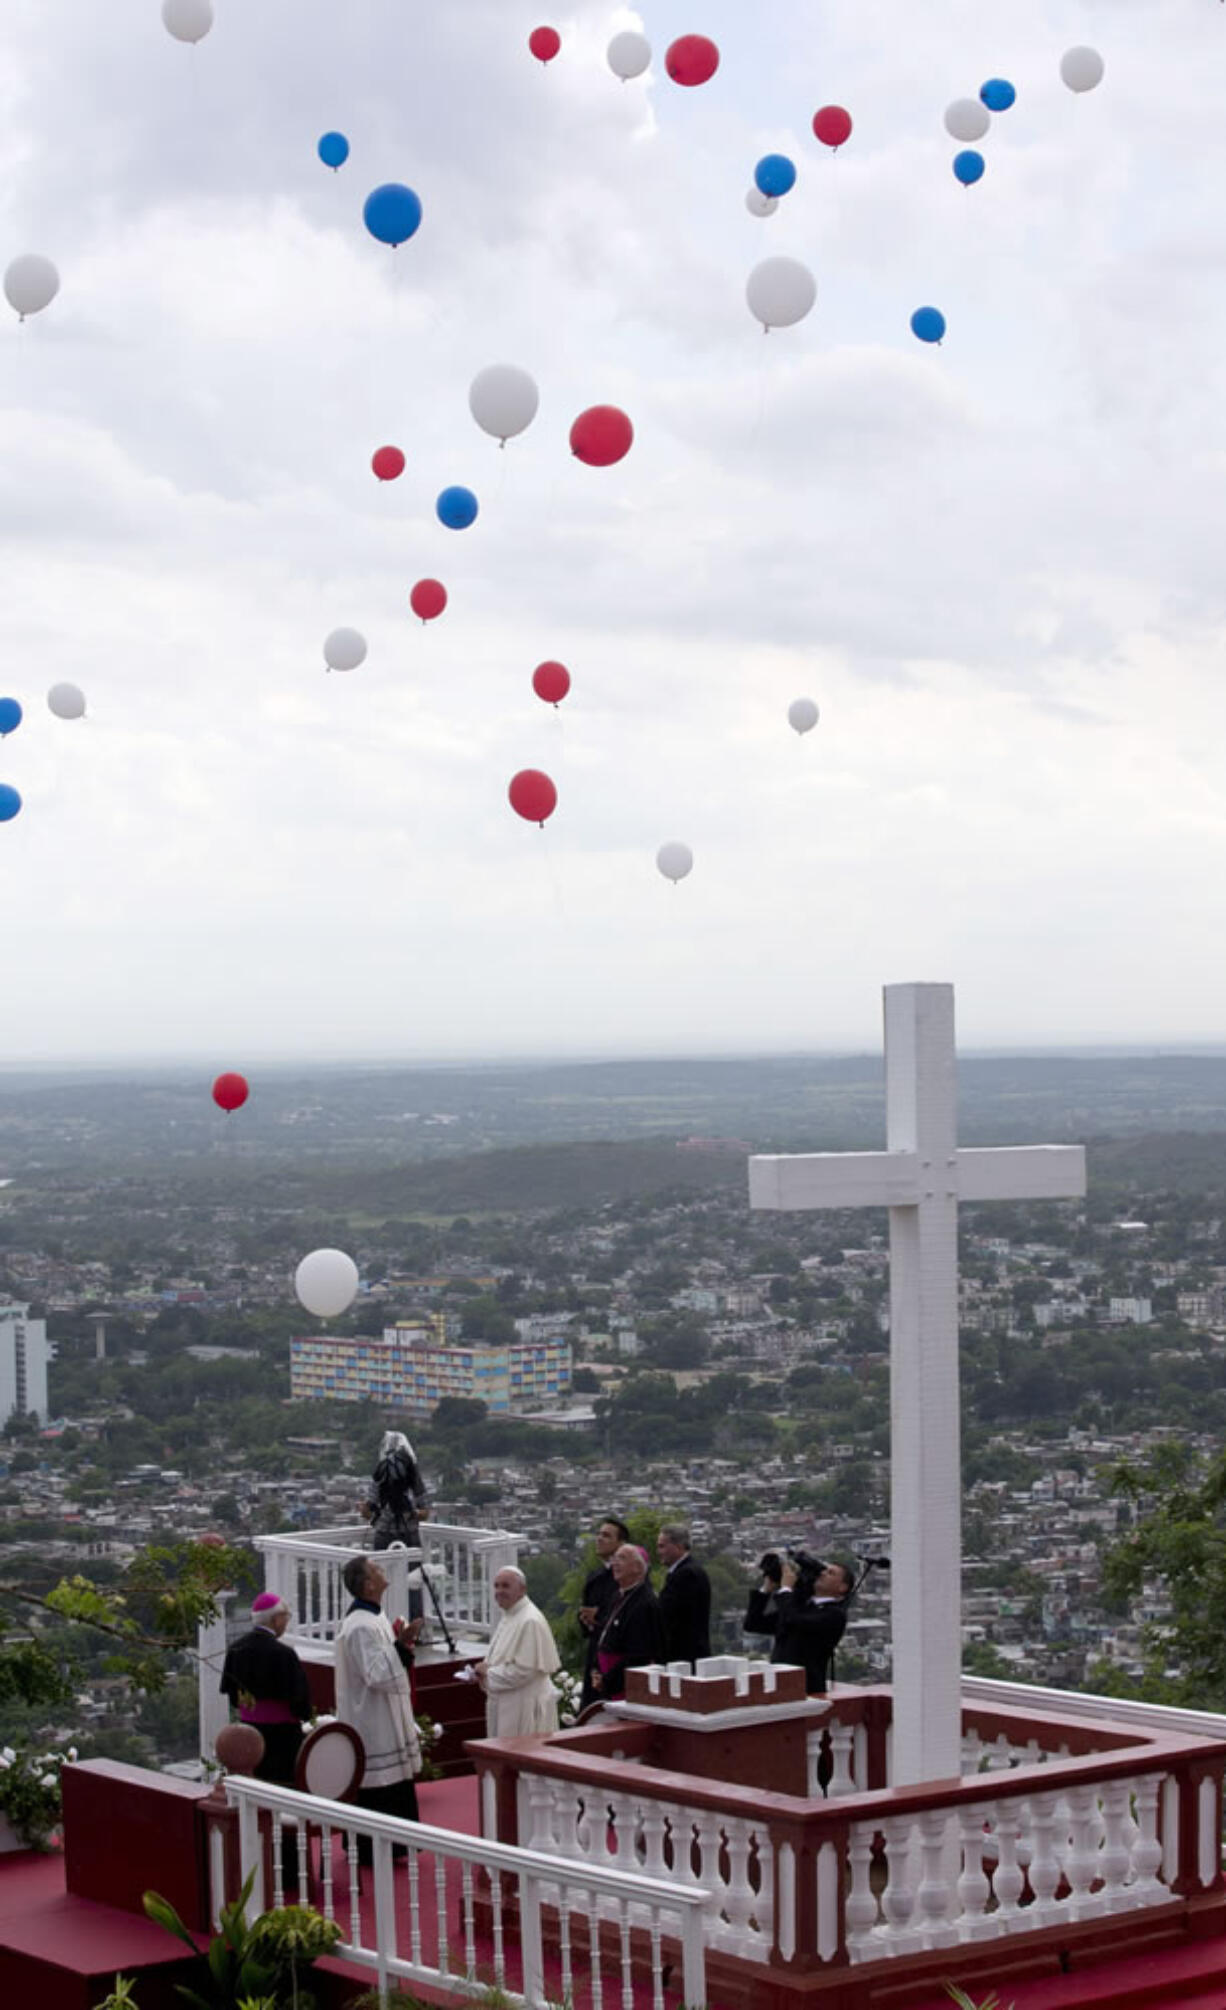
4,1052,1226,1182
1087,1131,1226,1195
327,1140,751,1217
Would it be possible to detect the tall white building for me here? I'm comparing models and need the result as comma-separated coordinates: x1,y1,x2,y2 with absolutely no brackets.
0,1302,50,1423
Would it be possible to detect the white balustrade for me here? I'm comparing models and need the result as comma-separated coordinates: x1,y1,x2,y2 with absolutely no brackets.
915,1808,959,1948
225,1775,708,2010
806,1717,857,1797
847,1768,1177,1963
502,1771,777,1964
252,1519,524,1649
844,1826,879,1955
1132,1774,1165,1898
880,1814,921,1954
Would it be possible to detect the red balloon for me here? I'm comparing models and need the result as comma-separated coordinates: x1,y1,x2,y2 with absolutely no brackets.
812,105,853,149
532,660,571,706
372,445,405,481
665,35,719,87
212,1071,249,1114
569,405,634,467
528,25,560,64
410,578,447,622
508,768,558,825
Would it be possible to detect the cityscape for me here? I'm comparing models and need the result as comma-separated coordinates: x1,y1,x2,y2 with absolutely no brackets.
5,1050,1226,1774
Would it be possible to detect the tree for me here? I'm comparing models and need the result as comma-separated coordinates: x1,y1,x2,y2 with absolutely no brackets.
0,1537,253,1723
962,1639,1013,1678
432,1397,488,1432
1100,1442,1226,1706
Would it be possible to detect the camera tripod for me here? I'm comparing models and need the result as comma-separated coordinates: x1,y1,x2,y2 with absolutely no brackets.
382,1540,457,1655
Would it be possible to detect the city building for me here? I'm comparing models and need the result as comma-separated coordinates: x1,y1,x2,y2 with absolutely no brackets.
289,1321,571,1414
1108,1296,1153,1325
0,1300,50,1423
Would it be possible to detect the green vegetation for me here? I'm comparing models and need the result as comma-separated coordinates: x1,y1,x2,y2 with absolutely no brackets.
1093,1442,1226,1708
143,1873,341,2010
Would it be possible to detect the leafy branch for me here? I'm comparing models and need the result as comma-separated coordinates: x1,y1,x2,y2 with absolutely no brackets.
0,1538,254,1704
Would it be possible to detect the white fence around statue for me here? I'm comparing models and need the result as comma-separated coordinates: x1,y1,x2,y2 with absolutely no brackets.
255,1520,523,1648
221,1776,708,2010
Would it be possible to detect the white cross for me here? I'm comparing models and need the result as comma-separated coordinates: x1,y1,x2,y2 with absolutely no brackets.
749,983,1086,1785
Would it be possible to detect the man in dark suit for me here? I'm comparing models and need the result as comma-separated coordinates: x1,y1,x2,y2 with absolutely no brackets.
577,1516,630,1710
744,1552,852,1694
656,1522,712,1668
592,1544,665,1700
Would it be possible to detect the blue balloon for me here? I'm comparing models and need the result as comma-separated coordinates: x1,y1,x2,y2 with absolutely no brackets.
318,132,350,171
754,153,797,199
910,305,946,345
0,784,22,823
980,78,1016,112
953,149,985,187
436,485,479,531
0,697,22,737
363,183,422,248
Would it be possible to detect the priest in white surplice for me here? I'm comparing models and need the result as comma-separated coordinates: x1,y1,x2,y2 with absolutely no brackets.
475,1567,561,1737
335,1553,422,1852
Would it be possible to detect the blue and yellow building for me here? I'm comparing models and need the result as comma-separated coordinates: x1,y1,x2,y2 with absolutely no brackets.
289,1318,571,1416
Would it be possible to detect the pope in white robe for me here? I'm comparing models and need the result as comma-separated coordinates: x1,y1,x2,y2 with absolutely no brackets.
476,1567,561,1738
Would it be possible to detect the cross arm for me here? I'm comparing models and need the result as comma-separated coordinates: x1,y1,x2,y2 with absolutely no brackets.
955,1145,1086,1203
749,1151,921,1212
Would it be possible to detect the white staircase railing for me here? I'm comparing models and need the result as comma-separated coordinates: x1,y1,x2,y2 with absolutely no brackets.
222,1776,708,2010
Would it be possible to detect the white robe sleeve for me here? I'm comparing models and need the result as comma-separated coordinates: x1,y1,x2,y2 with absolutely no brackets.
484,1653,537,1693
350,1618,411,1694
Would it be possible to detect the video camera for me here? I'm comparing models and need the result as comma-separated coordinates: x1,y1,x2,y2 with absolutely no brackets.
756,1546,891,1601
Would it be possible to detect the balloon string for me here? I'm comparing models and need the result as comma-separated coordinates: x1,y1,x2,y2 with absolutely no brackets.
749,326,770,444
542,831,566,923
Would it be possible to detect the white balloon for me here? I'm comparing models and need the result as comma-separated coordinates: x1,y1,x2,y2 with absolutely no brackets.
746,256,817,331
656,841,694,884
788,698,820,736
607,30,651,81
4,254,60,320
162,0,214,44
944,98,991,142
295,1248,360,1320
323,627,367,673
468,364,540,444
745,188,778,219
47,682,86,720
1060,46,1104,94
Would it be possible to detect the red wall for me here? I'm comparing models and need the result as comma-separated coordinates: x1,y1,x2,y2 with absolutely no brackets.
62,1760,211,1930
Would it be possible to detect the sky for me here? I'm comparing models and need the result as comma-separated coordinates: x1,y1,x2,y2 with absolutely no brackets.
2,0,1225,1065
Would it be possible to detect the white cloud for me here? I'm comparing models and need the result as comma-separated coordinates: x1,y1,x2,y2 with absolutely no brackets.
1,0,1224,1062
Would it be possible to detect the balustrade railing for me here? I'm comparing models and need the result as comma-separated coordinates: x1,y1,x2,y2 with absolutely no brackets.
218,1775,707,2010
845,1761,1172,1961
473,1694,1226,1985
254,1520,523,1648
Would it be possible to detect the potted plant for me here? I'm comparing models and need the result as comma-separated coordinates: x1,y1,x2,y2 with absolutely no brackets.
144,1873,342,2010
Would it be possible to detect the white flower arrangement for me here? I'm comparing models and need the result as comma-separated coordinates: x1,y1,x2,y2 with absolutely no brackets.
0,1744,76,1850
551,1669,584,1727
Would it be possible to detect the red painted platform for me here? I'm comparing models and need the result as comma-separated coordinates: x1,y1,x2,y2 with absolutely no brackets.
905,1938,1226,2010
0,1846,204,2010
8,1775,1226,2010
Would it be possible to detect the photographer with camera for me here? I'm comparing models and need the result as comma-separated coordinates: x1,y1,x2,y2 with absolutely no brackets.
743,1548,853,1694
